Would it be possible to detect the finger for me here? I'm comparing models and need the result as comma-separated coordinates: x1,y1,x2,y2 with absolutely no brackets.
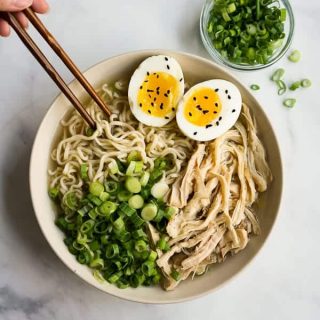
0,18,10,37
32,0,49,14
0,0,32,11
14,11,28,28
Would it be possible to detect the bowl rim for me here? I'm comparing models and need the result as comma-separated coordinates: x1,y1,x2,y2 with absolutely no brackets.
200,0,295,71
29,49,283,304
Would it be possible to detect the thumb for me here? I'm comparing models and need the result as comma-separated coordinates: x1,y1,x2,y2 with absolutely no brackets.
0,0,33,11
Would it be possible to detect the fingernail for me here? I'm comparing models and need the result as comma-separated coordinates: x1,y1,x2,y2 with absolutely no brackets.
12,0,33,10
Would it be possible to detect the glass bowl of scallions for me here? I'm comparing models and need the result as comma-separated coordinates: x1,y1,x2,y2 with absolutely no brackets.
200,0,294,71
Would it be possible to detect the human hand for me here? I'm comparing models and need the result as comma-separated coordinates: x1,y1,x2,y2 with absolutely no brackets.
0,0,49,37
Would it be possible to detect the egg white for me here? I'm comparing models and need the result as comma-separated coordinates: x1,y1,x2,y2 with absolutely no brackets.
176,79,242,141
128,55,184,127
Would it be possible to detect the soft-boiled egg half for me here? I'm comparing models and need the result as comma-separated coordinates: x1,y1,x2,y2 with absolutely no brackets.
176,80,242,141
128,55,184,127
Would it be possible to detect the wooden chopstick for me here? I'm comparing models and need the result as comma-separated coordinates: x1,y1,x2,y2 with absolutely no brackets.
23,8,111,117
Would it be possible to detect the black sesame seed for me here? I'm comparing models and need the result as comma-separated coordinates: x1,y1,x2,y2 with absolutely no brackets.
157,91,160,95
153,72,156,75
206,124,213,128
215,88,219,92
167,90,170,94
147,72,150,76
225,89,228,94
172,107,175,112
196,105,202,111
203,110,209,115
204,96,208,99
193,97,196,101
160,103,164,110
215,103,219,107
179,78,183,82
167,65,170,70
165,57,169,61
214,111,217,114
164,93,168,97
140,86,143,89
154,97,157,102
216,121,219,126
147,89,154,92
144,80,148,83
189,112,192,116
156,87,160,90
139,103,142,107
148,110,151,114
193,132,197,135
232,109,236,113
157,75,159,78
151,102,154,107
219,116,222,121
165,116,169,119
148,94,152,98
228,95,231,99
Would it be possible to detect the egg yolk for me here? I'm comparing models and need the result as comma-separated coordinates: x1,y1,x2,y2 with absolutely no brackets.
184,87,222,127
137,72,179,118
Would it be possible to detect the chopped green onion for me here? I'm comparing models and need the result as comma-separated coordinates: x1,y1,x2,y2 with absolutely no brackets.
89,181,104,197
116,279,130,289
157,236,169,251
63,192,78,211
134,239,147,253
289,81,301,91
48,187,59,200
105,244,119,259
108,271,123,284
127,150,142,163
280,8,286,22
141,261,156,277
288,50,301,62
55,216,67,231
80,164,88,180
90,258,104,269
250,84,260,91
99,201,117,217
134,161,144,173
118,202,136,217
77,203,93,216
130,273,145,288
283,98,296,108
117,190,132,202
93,270,105,283
128,194,144,209
104,181,119,194
80,220,95,234
85,127,94,137
132,229,147,240
77,251,92,264
275,80,286,95
113,216,125,231
164,206,177,220
126,161,136,176
151,182,169,199
271,68,285,81
148,250,158,262
153,208,164,223
140,171,150,187
301,79,312,88
99,192,109,202
87,194,102,206
130,211,145,227
125,177,141,194
171,269,181,281
141,203,158,221
107,161,119,175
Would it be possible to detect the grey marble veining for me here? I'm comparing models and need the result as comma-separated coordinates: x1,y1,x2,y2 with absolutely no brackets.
0,0,319,319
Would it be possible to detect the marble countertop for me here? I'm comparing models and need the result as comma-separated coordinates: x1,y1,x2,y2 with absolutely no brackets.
0,0,319,319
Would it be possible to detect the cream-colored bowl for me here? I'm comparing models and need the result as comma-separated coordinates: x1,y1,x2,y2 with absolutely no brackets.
29,50,283,304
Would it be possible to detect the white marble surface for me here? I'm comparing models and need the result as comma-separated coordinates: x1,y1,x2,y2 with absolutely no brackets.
0,0,319,319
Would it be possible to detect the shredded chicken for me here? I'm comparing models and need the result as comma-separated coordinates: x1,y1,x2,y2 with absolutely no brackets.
156,103,272,290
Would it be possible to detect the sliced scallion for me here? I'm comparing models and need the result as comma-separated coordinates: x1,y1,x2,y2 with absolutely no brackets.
301,79,312,88
283,98,296,108
288,50,301,63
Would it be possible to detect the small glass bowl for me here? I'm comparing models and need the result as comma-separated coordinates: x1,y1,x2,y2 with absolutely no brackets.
200,0,295,71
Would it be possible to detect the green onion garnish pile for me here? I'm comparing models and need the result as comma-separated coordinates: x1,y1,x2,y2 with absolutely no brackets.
49,152,176,289
207,0,287,65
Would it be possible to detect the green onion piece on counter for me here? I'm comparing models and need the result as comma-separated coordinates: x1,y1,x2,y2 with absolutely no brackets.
107,161,119,175
171,269,181,281
151,181,169,199
288,50,301,62
141,203,158,221
117,190,132,202
128,194,144,209
126,161,136,176
141,261,156,277
105,243,119,259
283,98,296,108
89,181,104,197
250,84,260,91
118,202,136,217
289,81,301,91
301,79,312,88
125,177,141,194
80,164,88,180
276,80,287,95
127,150,141,163
271,68,285,81
140,171,150,187
99,201,117,217
49,187,59,200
